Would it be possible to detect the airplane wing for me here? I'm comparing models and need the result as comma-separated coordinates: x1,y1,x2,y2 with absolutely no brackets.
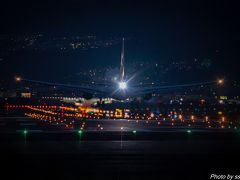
130,80,220,96
16,77,223,99
17,78,111,95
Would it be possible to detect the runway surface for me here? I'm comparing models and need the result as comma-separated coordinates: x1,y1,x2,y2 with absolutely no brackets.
1,115,240,179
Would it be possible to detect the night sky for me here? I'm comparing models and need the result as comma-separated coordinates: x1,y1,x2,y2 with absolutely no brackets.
0,0,239,82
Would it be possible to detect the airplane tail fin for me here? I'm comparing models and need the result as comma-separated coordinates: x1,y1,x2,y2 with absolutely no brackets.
120,38,125,81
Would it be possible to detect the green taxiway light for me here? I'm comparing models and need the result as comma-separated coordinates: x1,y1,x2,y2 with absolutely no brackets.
78,130,83,134
187,130,192,134
132,130,137,134
23,129,28,135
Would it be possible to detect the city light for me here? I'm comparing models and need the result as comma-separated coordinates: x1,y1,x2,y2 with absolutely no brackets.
15,76,21,82
190,115,194,120
222,117,225,122
217,79,224,85
205,116,209,121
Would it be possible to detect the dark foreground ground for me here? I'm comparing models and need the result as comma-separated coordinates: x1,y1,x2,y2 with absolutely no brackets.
1,116,240,179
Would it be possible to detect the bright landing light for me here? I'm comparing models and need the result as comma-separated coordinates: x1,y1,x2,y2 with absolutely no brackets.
119,81,127,90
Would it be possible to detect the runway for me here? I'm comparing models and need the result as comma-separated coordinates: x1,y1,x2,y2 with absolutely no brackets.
1,115,240,179
0,115,236,133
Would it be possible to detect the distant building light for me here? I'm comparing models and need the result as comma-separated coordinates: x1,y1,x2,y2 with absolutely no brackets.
219,96,227,100
21,93,31,98
217,79,224,85
15,77,21,82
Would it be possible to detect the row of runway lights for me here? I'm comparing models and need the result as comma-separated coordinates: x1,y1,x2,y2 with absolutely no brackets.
6,105,230,122
7,104,238,130
21,128,138,140
25,107,236,130
24,111,238,133
25,106,233,126
20,121,240,139
20,127,219,140
25,113,74,128
25,112,124,131
6,105,58,109
21,126,240,142
25,113,114,130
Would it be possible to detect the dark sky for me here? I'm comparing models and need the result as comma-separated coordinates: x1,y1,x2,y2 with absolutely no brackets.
1,1,239,35
0,0,239,81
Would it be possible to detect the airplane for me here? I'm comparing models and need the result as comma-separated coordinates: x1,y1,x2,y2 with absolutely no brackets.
15,38,224,100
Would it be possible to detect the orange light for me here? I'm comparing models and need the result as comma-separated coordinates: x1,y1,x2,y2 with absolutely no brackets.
15,76,21,82
217,79,224,85
222,117,225,122
179,115,183,120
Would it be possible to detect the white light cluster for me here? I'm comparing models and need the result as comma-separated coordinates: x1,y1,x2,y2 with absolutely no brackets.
119,81,127,90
